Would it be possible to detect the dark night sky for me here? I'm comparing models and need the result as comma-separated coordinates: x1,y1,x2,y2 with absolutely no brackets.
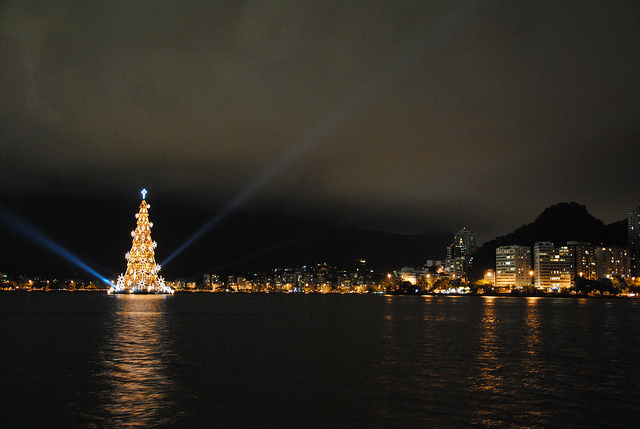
1,1,639,275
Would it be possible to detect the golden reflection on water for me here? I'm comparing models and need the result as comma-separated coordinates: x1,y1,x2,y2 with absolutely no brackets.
523,297,542,382
472,297,546,426
471,297,511,427
99,295,174,427
474,296,502,392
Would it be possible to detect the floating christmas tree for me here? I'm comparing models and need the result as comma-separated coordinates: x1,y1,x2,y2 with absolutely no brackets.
108,189,173,294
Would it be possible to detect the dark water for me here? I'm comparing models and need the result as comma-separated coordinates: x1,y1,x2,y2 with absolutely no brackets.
1,293,639,428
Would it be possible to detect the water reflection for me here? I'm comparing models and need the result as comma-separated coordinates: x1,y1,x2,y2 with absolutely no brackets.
474,296,502,392
98,295,175,427
522,297,542,387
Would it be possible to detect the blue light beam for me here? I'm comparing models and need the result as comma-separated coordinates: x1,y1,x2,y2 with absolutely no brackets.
0,206,112,285
162,4,475,266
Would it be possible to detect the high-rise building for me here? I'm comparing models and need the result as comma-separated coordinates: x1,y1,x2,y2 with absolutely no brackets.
445,227,477,280
629,206,640,247
567,241,597,281
211,274,221,291
449,227,477,256
534,242,553,289
534,242,571,290
596,246,630,280
495,245,532,290
629,206,640,276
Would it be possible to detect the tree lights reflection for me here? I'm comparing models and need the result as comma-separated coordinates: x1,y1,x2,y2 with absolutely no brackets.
97,295,175,427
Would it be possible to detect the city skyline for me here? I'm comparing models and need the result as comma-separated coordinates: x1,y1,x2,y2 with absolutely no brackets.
1,1,639,246
1,195,635,292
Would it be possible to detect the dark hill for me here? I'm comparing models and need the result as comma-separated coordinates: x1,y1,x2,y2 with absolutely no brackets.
471,202,627,280
162,212,451,281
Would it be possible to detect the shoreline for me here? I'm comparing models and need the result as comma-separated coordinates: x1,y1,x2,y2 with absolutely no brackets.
0,289,636,298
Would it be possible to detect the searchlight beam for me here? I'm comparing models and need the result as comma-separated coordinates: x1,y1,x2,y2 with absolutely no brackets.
162,4,475,266
0,205,112,285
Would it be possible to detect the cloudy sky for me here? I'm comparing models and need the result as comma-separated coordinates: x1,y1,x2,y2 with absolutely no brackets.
1,0,639,244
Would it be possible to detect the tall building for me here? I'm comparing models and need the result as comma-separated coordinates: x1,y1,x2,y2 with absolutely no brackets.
534,242,553,289
567,241,597,281
534,242,571,290
445,227,477,280
596,246,630,280
495,245,532,290
211,274,221,291
629,206,640,276
450,227,477,256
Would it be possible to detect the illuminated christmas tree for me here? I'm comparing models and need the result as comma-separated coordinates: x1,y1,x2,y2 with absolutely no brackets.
108,189,173,294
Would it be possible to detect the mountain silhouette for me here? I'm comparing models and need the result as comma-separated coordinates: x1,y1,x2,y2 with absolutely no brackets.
470,202,627,280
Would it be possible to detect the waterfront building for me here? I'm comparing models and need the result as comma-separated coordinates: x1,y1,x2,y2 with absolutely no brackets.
596,246,630,280
495,245,532,291
450,227,477,255
398,266,430,285
567,241,597,281
211,274,221,291
534,242,571,290
172,278,186,291
445,227,477,280
629,206,640,276
236,276,251,291
484,269,495,286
